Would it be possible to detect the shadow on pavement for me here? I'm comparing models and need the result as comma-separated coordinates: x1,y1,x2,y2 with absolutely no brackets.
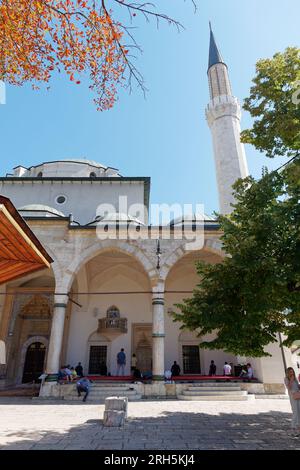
0,401,298,450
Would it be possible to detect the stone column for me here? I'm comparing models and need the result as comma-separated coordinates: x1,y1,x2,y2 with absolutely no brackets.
152,286,165,381
45,293,69,381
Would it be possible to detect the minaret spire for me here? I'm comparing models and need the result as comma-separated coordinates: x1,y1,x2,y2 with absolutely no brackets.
208,22,225,70
205,24,249,214
207,23,232,99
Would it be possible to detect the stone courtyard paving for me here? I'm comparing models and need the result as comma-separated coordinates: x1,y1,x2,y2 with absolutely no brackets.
0,397,298,450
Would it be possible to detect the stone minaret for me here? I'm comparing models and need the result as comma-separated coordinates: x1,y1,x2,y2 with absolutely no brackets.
206,23,249,214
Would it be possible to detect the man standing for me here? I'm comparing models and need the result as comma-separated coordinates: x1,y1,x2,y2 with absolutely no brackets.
171,361,181,377
75,362,83,377
209,360,217,376
116,348,126,376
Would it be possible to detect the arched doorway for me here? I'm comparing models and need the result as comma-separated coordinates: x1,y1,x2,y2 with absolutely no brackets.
22,342,46,383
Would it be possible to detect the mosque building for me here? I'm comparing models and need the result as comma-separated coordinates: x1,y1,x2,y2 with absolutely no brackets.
0,27,291,397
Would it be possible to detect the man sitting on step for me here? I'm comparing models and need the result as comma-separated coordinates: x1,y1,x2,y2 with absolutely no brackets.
239,363,254,381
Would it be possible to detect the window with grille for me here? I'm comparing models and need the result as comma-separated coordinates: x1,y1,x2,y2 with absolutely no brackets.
106,306,120,319
182,345,201,374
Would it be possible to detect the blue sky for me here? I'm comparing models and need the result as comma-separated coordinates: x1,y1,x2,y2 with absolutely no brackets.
0,0,299,220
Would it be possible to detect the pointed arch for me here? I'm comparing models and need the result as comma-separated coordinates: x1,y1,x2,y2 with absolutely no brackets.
61,241,154,293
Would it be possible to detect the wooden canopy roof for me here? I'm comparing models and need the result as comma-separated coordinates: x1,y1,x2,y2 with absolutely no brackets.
0,196,53,285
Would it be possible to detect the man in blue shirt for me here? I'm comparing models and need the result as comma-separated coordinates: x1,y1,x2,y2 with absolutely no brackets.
116,348,126,376
76,377,91,402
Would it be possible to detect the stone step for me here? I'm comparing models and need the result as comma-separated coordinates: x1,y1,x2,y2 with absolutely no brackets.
186,383,242,388
89,391,138,397
182,390,248,396
255,394,288,399
185,386,242,392
88,387,132,392
177,394,251,401
182,390,247,396
68,389,139,397
66,394,142,402
69,390,137,397
89,383,133,387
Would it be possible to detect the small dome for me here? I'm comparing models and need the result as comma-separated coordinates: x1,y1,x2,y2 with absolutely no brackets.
169,213,216,226
18,204,66,217
98,212,144,226
15,159,122,178
61,159,106,168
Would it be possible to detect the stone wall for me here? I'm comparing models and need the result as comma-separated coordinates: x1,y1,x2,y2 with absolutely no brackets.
39,381,286,399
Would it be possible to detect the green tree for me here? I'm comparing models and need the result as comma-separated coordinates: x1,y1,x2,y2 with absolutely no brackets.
173,48,300,357
241,47,300,158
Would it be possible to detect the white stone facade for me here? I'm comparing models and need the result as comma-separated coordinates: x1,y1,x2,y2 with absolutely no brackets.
0,167,291,394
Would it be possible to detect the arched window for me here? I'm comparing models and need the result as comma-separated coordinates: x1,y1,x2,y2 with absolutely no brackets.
37,172,43,178
106,306,120,319
90,172,97,178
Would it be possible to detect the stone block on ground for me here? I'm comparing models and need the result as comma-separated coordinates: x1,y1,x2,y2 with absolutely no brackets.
105,396,128,418
103,410,126,427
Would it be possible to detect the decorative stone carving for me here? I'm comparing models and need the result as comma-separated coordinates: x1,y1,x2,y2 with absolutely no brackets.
132,325,152,373
20,295,52,319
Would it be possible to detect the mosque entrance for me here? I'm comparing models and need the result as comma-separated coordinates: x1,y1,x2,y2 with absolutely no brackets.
22,342,46,383
88,345,107,374
182,345,201,374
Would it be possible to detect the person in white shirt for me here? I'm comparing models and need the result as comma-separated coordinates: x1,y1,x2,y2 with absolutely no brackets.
223,362,232,376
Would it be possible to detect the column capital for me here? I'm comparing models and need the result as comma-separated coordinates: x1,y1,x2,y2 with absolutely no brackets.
152,282,165,300
53,293,69,307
